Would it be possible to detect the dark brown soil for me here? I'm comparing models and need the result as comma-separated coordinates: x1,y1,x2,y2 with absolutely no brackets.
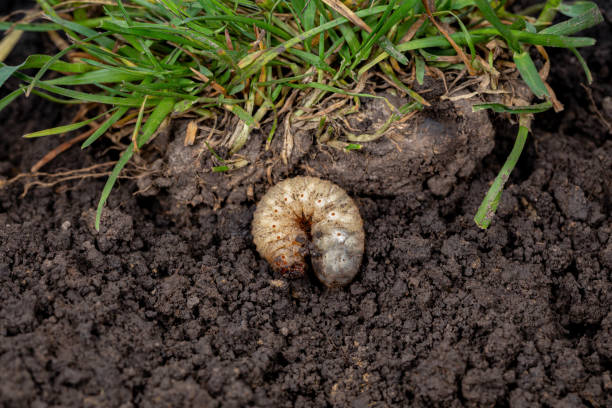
1,3,611,407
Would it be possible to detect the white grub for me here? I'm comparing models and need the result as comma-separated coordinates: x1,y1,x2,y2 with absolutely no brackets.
252,176,365,287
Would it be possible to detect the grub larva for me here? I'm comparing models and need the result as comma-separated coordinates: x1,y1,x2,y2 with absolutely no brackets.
252,176,365,287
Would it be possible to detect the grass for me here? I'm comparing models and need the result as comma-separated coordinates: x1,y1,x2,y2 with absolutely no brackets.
0,0,603,230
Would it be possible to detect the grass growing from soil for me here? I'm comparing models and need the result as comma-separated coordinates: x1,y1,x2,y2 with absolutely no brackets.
0,0,603,230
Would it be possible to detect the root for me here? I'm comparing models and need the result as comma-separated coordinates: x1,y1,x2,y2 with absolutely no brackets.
1,162,119,197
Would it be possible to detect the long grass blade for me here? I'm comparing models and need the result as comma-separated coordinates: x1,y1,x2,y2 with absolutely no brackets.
513,51,549,99
474,0,520,52
540,2,602,35
0,87,25,113
24,110,114,138
82,107,130,148
95,144,134,231
136,97,176,147
475,115,531,229
472,101,552,114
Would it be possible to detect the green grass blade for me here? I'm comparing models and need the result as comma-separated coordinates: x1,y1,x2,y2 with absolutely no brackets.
136,97,176,147
509,31,594,47
537,0,561,24
0,87,25,113
354,0,399,62
472,101,552,114
338,22,360,56
120,82,199,100
37,0,115,49
397,28,593,51
29,88,83,104
19,54,93,73
446,10,476,60
82,106,130,148
224,103,260,129
235,5,390,82
378,36,409,65
0,19,109,32
212,165,229,172
474,0,520,52
540,2,603,35
116,0,134,26
415,56,425,85
288,48,335,73
557,1,598,17
569,47,592,84
44,69,150,86
288,81,378,98
13,70,156,106
0,62,24,88
98,21,206,49
380,61,428,105
513,51,549,99
358,32,491,76
26,32,109,96
95,97,175,230
302,0,317,31
256,73,315,86
345,143,362,150
132,96,149,147
0,22,62,31
24,110,114,138
474,116,530,229
95,144,134,231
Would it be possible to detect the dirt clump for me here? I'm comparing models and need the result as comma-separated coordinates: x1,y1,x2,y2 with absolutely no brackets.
136,78,497,211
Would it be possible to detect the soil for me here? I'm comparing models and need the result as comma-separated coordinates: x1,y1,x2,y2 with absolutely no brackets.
1,2,611,407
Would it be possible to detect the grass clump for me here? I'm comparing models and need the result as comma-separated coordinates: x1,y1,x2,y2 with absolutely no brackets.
0,0,603,229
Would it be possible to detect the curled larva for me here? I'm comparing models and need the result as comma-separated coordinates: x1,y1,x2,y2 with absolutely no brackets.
252,176,365,287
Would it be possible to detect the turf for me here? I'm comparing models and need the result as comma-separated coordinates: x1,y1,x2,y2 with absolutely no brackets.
0,0,603,229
